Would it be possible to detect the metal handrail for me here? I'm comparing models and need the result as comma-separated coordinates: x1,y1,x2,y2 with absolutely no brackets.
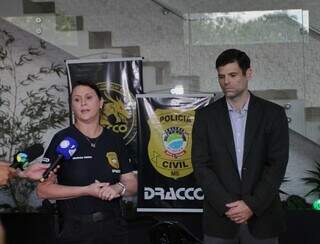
310,25,320,41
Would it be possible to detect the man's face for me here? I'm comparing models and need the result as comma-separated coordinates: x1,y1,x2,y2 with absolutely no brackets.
217,61,252,100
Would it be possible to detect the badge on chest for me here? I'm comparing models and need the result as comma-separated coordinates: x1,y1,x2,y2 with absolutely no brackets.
106,152,120,169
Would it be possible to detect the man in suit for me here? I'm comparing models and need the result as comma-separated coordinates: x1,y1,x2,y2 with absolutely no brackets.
192,49,289,244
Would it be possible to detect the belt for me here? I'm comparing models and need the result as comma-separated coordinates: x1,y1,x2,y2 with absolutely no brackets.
63,211,117,223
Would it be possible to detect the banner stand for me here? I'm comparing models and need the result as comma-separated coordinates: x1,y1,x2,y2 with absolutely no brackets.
136,94,214,242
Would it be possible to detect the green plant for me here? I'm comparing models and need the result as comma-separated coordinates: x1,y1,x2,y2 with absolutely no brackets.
302,161,320,199
282,195,311,210
278,176,312,210
0,28,68,212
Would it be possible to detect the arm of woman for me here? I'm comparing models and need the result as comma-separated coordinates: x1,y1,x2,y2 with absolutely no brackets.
98,172,137,201
36,174,109,200
120,171,137,196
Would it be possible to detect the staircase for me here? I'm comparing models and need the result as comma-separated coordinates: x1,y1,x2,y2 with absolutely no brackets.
1,0,320,145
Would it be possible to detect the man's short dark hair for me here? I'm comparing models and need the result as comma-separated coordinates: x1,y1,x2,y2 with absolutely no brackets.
216,49,250,75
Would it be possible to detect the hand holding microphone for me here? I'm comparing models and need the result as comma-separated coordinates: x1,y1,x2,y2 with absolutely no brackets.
10,144,44,170
0,144,45,186
18,163,50,181
12,144,49,181
40,137,78,182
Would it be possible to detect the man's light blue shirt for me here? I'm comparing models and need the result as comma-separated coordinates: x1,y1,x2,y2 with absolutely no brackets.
227,95,250,178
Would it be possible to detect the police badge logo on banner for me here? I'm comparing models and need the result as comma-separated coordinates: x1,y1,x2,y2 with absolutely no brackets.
148,109,194,180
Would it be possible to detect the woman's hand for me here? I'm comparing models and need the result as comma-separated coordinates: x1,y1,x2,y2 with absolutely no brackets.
98,183,122,201
87,180,110,198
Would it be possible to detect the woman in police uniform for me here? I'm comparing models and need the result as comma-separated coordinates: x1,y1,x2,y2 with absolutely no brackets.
37,81,137,244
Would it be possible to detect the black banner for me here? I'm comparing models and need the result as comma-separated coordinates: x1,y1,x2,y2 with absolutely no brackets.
66,58,143,166
137,94,214,212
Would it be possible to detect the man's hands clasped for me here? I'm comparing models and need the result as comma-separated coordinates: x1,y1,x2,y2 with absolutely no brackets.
225,200,253,224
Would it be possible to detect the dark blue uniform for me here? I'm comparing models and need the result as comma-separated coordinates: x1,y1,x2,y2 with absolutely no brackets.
43,125,133,244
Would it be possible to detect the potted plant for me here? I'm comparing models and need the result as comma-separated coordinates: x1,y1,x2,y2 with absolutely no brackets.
0,28,68,212
301,161,320,210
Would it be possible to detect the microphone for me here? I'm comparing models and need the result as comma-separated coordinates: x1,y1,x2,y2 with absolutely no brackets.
10,144,44,170
40,137,78,182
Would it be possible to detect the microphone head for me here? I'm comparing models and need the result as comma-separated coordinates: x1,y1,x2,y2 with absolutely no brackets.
13,144,44,170
56,137,78,160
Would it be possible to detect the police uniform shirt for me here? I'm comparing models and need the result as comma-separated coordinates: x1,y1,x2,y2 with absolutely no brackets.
42,125,133,215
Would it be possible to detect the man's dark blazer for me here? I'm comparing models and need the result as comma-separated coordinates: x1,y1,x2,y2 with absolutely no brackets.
192,93,289,239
